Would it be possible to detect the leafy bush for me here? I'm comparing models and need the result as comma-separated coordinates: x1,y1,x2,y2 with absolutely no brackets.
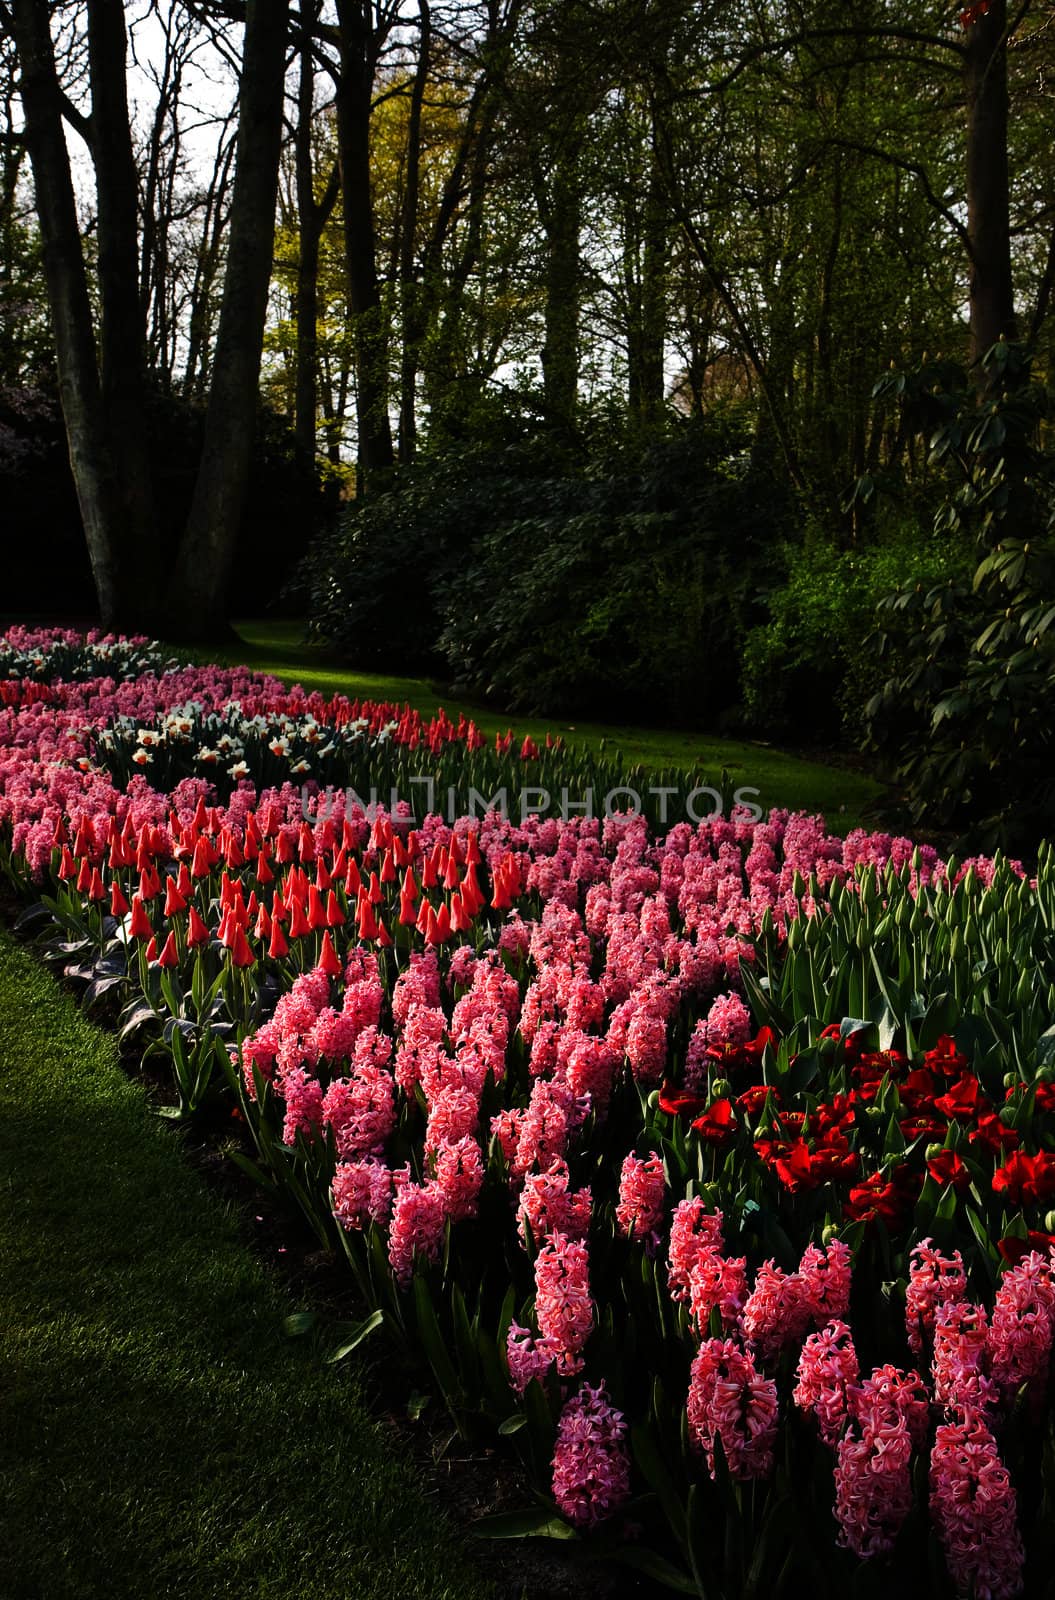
863,345,1055,851
742,527,971,742
297,414,790,724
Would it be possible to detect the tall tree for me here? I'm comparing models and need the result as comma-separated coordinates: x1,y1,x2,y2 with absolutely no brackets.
7,0,159,627
170,0,292,635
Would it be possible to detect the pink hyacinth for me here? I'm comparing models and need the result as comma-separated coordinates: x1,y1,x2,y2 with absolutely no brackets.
505,1322,556,1395
433,1136,484,1223
704,991,752,1046
793,1321,858,1448
668,1197,725,1302
331,1158,393,1231
686,1338,778,1481
518,1158,591,1247
280,1066,325,1145
930,1414,1025,1599
798,1239,852,1324
933,1300,996,1419
387,1178,446,1287
833,1410,913,1559
741,1259,813,1365
551,1382,631,1529
853,1363,930,1450
321,1065,396,1159
534,1232,594,1377
906,1238,968,1356
689,1250,749,1334
615,1151,665,1250
987,1250,1055,1416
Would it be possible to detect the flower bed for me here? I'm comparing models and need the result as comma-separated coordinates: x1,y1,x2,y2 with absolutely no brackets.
2,627,1053,1598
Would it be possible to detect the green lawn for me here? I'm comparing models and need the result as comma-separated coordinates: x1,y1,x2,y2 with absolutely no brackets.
171,619,885,832
0,929,491,1600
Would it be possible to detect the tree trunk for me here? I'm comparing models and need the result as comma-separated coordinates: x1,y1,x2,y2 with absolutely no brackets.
293,3,339,473
10,0,127,627
334,0,393,489
633,126,666,422
170,0,291,639
397,0,431,464
965,0,1016,363
86,0,162,620
540,144,580,428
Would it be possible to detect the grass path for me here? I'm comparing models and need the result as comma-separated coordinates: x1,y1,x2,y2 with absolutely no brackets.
0,929,491,1600
170,620,884,831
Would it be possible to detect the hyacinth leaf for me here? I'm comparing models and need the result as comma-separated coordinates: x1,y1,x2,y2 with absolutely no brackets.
604,1545,700,1594
470,1508,578,1540
630,1423,688,1551
450,1282,480,1404
227,1149,278,1195
327,1308,384,1363
412,1276,464,1425
497,1413,526,1436
743,1493,794,1599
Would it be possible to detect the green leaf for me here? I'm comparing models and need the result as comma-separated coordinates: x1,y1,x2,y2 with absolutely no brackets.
604,1545,700,1594
498,1414,528,1436
328,1308,384,1363
282,1311,318,1337
471,1509,578,1541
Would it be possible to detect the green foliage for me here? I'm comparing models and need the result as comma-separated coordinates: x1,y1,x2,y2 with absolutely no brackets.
297,415,791,725
863,345,1055,851
742,527,971,742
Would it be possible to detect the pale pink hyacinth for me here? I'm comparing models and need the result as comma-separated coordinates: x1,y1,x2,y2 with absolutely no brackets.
906,1238,968,1356
534,1232,594,1377
686,1338,779,1481
668,1197,725,1302
987,1249,1055,1416
551,1382,631,1529
387,1178,446,1287
517,1158,591,1247
615,1151,666,1250
930,1415,1025,1599
793,1321,859,1447
331,1158,393,1231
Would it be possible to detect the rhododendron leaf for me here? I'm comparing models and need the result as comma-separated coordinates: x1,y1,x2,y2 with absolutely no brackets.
470,1509,577,1540
328,1309,383,1362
